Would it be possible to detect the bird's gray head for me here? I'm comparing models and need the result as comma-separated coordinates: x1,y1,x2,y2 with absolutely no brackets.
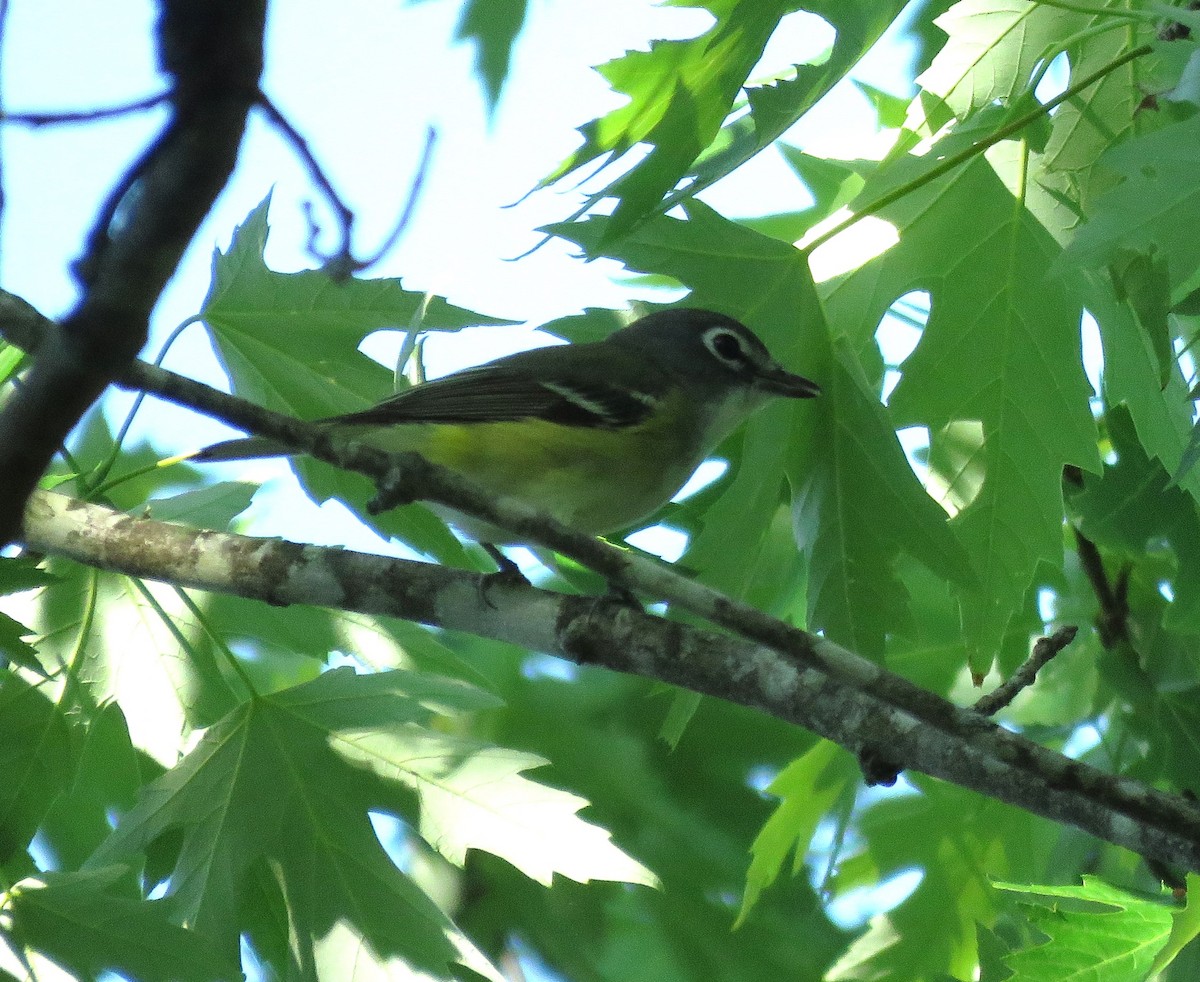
608,308,821,399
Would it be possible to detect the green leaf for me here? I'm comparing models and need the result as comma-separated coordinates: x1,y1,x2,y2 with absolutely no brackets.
1073,404,1200,631
0,557,57,674
203,194,515,416
543,1,807,243
844,778,1049,979
276,663,502,725
1109,248,1173,389
20,558,241,755
51,410,206,516
977,921,1015,982
6,867,240,982
1074,409,1176,556
778,146,867,218
996,877,1175,981
1040,22,1146,181
39,703,148,871
1149,872,1200,974
737,740,852,925
144,482,257,529
1089,269,1200,505
0,555,57,594
1175,421,1200,484
917,0,1090,117
275,669,653,888
684,408,808,615
89,669,503,977
0,672,73,863
0,610,40,674
337,727,658,887
455,0,528,110
794,336,977,656
540,305,630,345
658,688,703,748
658,0,908,219
0,339,27,385
458,638,841,979
824,135,1100,658
734,149,869,245
853,80,912,129
1069,114,1200,289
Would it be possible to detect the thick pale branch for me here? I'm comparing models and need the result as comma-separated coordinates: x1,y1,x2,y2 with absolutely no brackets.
20,490,1200,872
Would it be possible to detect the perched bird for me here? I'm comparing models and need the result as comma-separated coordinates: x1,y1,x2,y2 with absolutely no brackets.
193,308,820,543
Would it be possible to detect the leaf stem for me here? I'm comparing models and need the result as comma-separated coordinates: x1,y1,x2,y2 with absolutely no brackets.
89,459,172,498
800,42,1153,256
90,315,204,491
1027,0,1157,23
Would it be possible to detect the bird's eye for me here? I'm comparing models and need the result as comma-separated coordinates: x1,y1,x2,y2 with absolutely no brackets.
705,328,746,366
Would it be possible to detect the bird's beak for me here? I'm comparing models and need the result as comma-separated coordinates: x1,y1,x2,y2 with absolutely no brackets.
756,364,822,399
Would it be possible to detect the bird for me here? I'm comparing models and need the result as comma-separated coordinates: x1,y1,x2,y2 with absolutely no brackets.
192,307,821,546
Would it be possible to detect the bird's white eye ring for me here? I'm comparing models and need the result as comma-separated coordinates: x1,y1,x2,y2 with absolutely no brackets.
704,327,747,366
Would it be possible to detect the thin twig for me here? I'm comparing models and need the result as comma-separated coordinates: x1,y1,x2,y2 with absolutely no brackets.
255,91,354,271
355,125,437,270
0,91,171,127
973,626,1079,715
257,95,436,279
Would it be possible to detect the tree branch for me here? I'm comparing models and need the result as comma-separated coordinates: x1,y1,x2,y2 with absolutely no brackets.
973,625,1078,716
6,291,1200,869
19,489,1200,872
0,0,265,548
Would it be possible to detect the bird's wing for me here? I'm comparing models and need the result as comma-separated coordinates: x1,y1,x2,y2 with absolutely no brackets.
330,345,664,431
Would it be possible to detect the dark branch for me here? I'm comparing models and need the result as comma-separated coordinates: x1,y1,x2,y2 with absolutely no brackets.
0,0,266,549
355,125,437,271
1074,526,1130,647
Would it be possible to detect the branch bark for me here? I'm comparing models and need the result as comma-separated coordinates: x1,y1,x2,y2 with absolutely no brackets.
0,0,265,547
20,489,1200,873
7,292,1200,872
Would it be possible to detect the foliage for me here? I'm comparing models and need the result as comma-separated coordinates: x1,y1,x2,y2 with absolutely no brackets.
6,1,1200,980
